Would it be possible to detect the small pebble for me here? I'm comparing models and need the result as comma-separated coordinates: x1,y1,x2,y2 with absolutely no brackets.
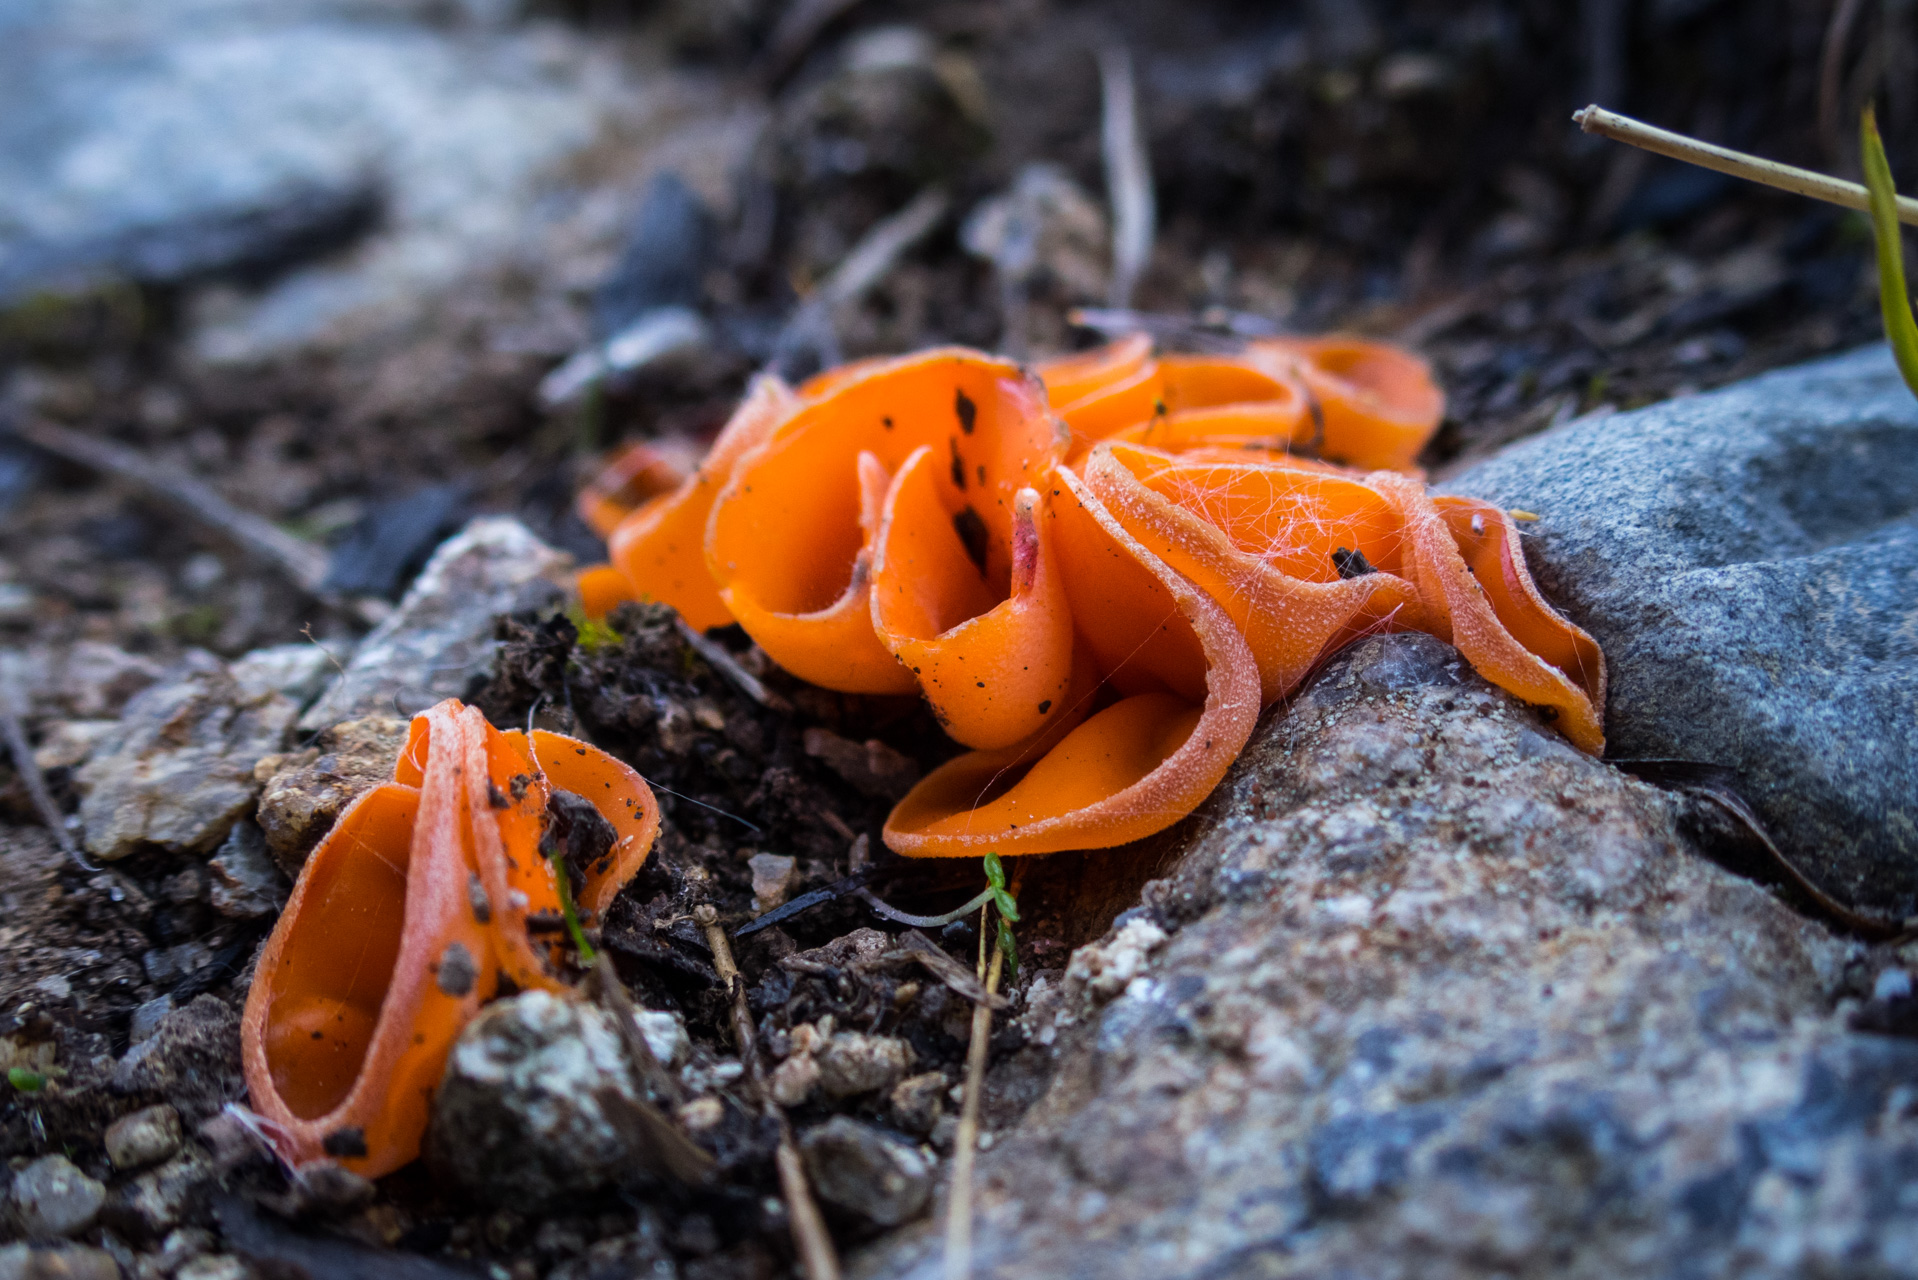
1873,968,1912,1002
800,1116,935,1227
0,1243,120,1280
104,1104,184,1171
175,1255,250,1280
9,1154,106,1238
676,1097,724,1132
158,1227,216,1271
815,1031,914,1100
748,852,796,913
121,1153,212,1233
889,1071,947,1135
127,995,173,1044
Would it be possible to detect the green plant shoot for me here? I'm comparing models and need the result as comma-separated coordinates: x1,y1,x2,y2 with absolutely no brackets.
983,851,1019,975
566,602,621,654
8,1067,44,1092
1862,107,1918,398
546,843,598,966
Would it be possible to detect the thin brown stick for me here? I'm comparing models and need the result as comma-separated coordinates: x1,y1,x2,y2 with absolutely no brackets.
7,415,386,627
585,954,714,1184
675,618,790,712
943,906,1006,1280
695,904,841,1280
0,652,94,872
774,187,951,375
1098,43,1155,309
589,952,685,1106
1574,104,1918,227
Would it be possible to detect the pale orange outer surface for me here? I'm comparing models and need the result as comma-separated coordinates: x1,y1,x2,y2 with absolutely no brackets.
240,698,659,1178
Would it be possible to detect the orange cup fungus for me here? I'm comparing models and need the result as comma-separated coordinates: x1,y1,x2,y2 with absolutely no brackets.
240,697,659,1178
581,332,1605,859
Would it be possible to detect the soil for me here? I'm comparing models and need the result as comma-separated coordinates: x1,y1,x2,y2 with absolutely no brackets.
0,0,1910,1275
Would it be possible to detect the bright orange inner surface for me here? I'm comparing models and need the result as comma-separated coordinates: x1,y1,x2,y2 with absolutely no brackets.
578,333,1603,859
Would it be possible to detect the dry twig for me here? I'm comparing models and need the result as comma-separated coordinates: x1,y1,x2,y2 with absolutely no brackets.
942,907,1006,1280
1098,43,1156,309
888,929,1010,1012
0,651,94,872
774,188,951,377
1574,104,1918,227
675,618,790,712
695,904,841,1280
5,415,386,627
584,954,715,1185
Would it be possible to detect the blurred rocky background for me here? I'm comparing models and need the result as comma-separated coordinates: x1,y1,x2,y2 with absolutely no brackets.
0,0,1905,680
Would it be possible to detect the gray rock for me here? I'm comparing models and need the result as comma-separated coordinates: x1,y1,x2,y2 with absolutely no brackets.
174,1256,249,1280
253,714,407,874
127,995,174,1045
206,820,288,918
1449,344,1918,915
28,719,120,773
104,1104,184,1172
76,651,298,861
119,1150,213,1235
20,640,163,720
297,518,568,732
853,633,1918,1280
801,1116,935,1228
8,1155,105,1239
0,0,648,359
111,995,242,1123
426,989,648,1207
227,644,336,708
0,1242,121,1280
141,941,213,987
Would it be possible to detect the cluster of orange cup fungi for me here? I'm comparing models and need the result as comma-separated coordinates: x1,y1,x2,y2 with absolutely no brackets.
580,332,1605,859
240,333,1605,1180
240,698,660,1177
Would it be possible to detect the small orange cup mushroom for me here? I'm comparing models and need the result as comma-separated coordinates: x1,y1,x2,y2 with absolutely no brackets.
705,349,1065,693
1036,331,1153,406
884,464,1261,857
869,448,1075,749
575,442,689,540
1373,477,1606,752
1252,336,1444,472
242,698,659,1178
599,374,799,629
1084,442,1430,703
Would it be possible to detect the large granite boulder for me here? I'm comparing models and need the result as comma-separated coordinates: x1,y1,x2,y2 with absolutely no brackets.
856,634,1915,1279
1451,345,1918,918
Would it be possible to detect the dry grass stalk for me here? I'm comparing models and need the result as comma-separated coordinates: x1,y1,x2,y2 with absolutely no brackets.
943,905,1007,1280
1098,43,1155,309
0,650,94,871
1574,104,1918,227
6,414,386,626
695,903,842,1280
